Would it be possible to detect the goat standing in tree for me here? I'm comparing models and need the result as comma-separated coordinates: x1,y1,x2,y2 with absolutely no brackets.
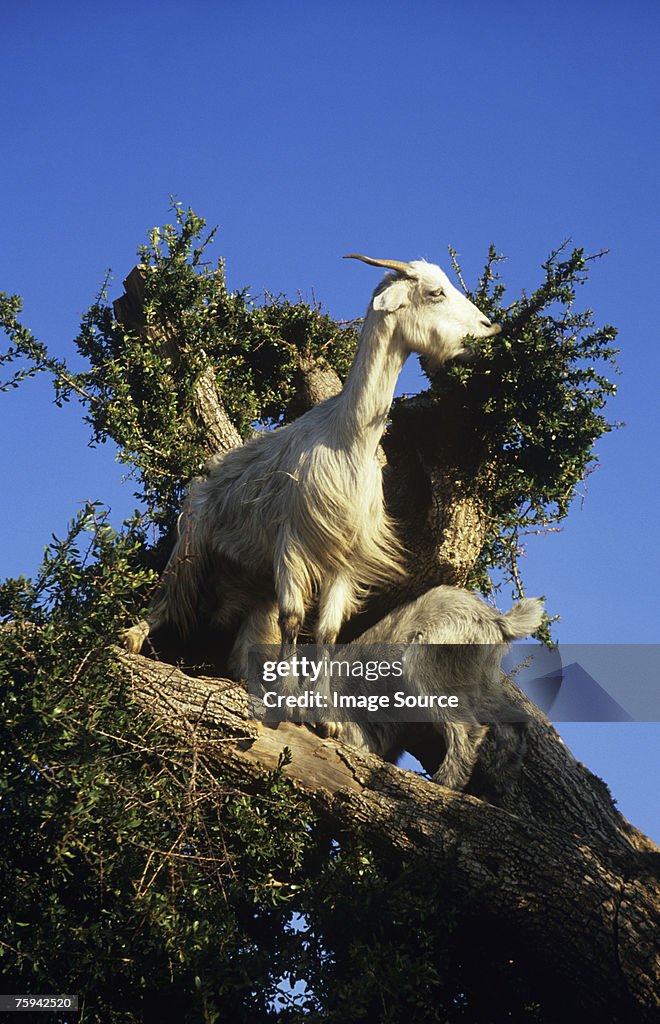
124,254,500,676
316,586,544,798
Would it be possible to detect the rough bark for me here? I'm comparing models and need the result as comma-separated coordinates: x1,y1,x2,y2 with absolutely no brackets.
118,648,659,1020
191,365,243,455
289,354,343,411
344,397,491,638
384,394,490,588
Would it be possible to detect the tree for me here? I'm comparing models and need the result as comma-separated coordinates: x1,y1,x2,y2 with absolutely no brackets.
0,204,657,1022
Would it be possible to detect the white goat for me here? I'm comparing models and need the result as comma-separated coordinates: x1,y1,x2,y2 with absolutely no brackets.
124,255,500,676
318,587,544,796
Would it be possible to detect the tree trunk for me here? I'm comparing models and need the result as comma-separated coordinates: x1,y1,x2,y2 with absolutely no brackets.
385,393,490,587
118,648,659,1021
289,353,343,411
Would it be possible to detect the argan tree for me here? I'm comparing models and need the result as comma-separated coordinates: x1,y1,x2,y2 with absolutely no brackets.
0,205,657,1023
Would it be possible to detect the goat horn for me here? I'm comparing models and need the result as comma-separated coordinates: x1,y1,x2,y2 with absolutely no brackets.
343,254,416,277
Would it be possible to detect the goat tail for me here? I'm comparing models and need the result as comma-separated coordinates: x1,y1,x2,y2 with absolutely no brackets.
149,504,213,641
500,597,545,640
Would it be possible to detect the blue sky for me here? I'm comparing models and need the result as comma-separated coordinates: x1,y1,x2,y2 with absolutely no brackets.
1,1,658,839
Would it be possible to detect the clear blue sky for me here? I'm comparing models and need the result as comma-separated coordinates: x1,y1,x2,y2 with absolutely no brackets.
1,1,658,840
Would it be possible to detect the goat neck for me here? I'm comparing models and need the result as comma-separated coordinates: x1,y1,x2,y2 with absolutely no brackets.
335,308,408,457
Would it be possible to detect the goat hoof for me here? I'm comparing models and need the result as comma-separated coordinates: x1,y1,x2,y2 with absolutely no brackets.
122,620,150,653
316,722,340,739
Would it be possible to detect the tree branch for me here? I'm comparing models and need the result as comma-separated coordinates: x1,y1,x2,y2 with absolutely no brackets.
113,266,243,457
118,648,659,1020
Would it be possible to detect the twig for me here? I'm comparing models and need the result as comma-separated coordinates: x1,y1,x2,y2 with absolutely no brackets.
447,246,469,295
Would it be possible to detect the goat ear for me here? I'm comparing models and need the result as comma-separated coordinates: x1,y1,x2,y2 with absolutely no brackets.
372,278,410,313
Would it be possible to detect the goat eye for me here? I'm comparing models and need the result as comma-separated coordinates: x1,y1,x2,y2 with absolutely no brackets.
429,289,445,300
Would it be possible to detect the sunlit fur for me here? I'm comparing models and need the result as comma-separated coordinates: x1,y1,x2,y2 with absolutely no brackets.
319,587,544,796
123,260,500,677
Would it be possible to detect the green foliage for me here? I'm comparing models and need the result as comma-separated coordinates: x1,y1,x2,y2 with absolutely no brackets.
419,243,618,611
278,835,549,1022
0,509,315,1021
0,202,359,535
0,523,558,1022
